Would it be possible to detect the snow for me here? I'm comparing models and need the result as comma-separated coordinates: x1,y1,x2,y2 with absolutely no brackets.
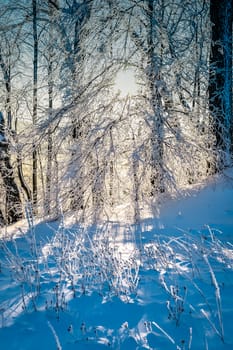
0,170,233,349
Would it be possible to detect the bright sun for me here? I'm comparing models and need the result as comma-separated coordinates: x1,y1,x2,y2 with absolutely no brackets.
114,69,138,97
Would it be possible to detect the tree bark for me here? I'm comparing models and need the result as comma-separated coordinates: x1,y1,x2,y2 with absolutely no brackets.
0,112,22,224
0,43,23,224
45,0,58,215
209,0,233,169
147,0,165,195
15,125,32,203
69,0,91,211
32,0,38,211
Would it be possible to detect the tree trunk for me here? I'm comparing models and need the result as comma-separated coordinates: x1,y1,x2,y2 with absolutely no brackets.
69,0,91,211
45,0,58,216
32,0,38,211
0,112,22,224
209,0,233,169
0,208,5,227
0,45,23,224
0,45,12,131
13,114,32,203
147,0,165,195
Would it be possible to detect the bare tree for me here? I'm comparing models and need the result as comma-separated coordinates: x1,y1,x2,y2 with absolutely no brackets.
32,0,39,213
209,0,233,170
43,0,60,215
0,112,22,224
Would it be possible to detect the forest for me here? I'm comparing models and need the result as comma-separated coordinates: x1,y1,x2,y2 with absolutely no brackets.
0,0,231,225
0,1,233,349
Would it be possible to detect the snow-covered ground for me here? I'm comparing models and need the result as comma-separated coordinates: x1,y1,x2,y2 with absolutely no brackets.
0,170,233,349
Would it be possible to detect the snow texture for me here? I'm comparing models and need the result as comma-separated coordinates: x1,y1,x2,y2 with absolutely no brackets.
0,170,233,350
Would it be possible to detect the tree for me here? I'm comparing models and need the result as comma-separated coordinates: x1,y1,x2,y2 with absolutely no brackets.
146,0,165,194
56,0,93,212
44,0,60,215
209,0,233,169
1,0,231,224
0,112,22,224
0,15,25,224
32,0,39,211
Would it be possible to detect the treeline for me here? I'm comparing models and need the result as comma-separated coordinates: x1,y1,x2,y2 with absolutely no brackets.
0,0,232,225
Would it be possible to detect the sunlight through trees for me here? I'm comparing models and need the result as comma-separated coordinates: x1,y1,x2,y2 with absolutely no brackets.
0,0,232,224
113,69,138,97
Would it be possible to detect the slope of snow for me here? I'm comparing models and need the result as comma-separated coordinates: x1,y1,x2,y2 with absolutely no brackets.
0,170,233,350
